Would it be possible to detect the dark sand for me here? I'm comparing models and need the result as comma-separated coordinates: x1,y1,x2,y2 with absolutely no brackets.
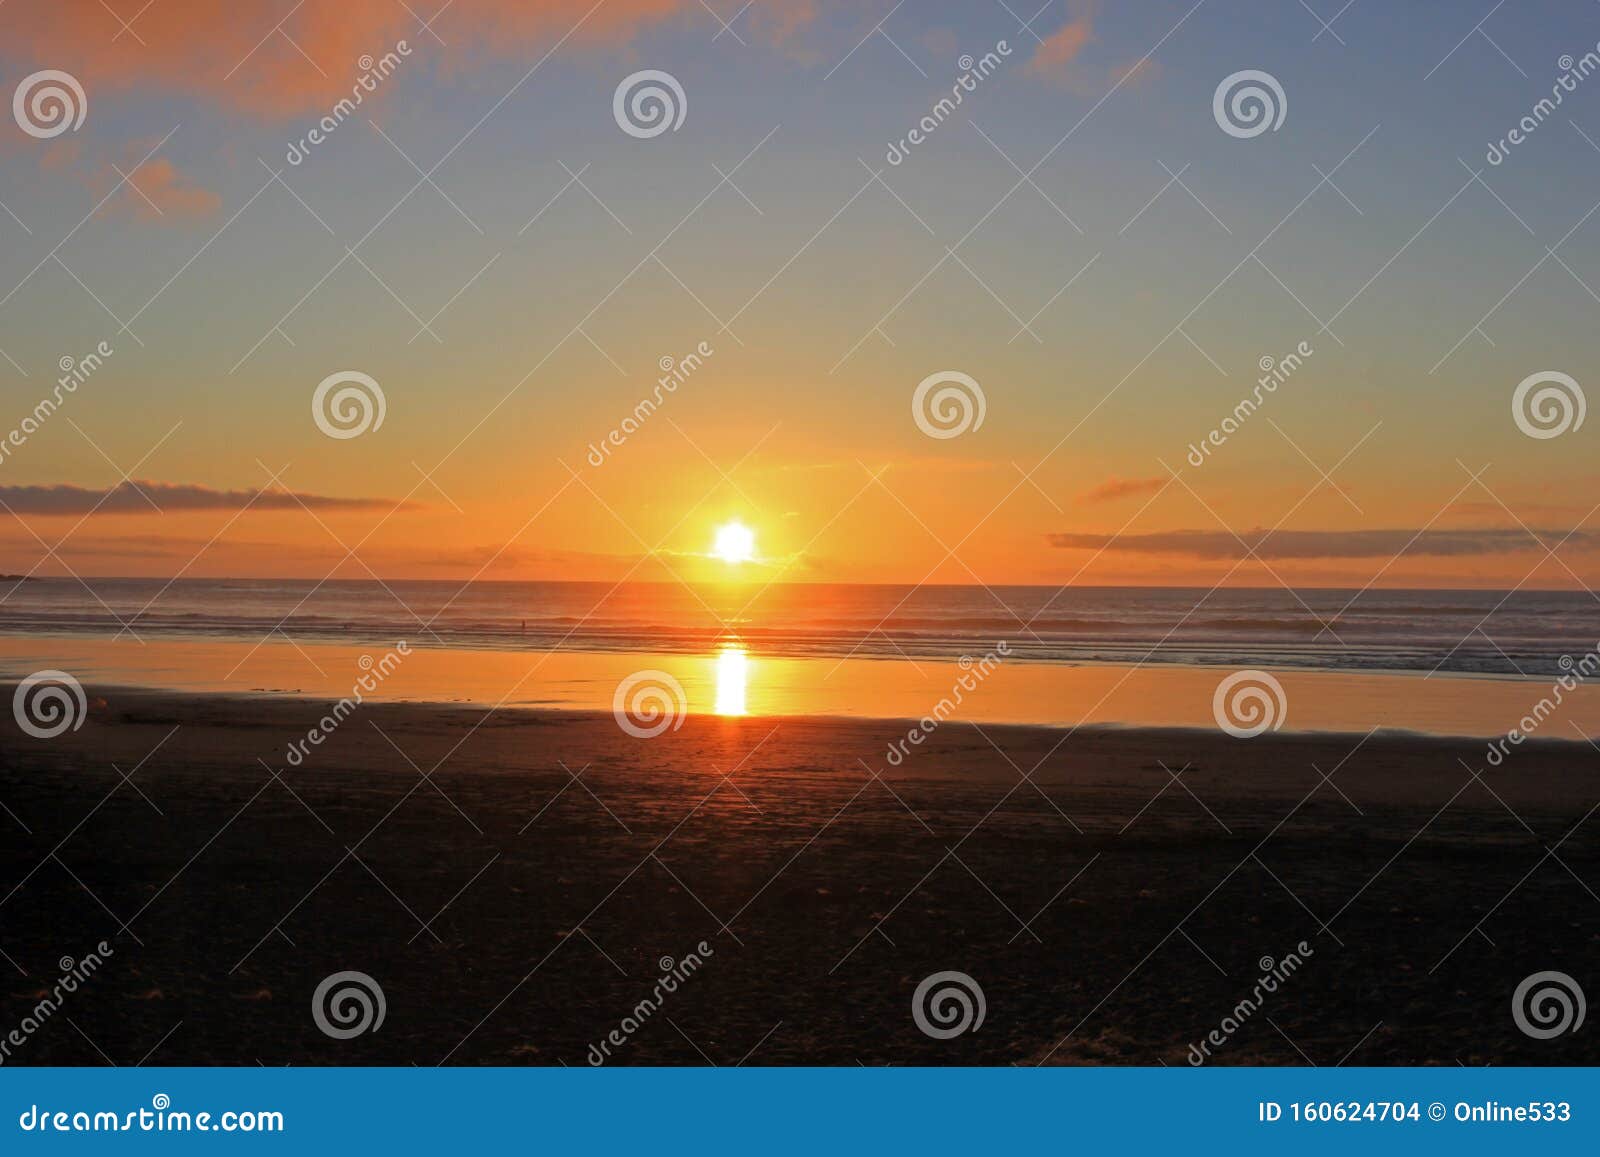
1,686,1595,1066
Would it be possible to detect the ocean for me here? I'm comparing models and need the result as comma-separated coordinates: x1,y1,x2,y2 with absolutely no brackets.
0,578,1592,677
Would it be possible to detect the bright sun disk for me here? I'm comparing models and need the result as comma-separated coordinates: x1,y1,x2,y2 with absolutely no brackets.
712,521,756,564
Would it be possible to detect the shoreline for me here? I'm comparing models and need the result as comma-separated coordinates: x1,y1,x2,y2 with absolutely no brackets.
13,679,1600,752
3,635,1599,740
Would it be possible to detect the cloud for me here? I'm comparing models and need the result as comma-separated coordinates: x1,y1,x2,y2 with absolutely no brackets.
1110,56,1160,88
756,0,819,51
1047,528,1600,560
0,533,338,561
0,481,416,516
1079,475,1165,504
410,543,625,571
765,457,1000,476
1026,3,1094,80
0,1,700,118
39,139,83,171
1448,499,1599,520
90,154,220,221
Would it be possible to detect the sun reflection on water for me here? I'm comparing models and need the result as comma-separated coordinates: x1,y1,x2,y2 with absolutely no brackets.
714,646,748,716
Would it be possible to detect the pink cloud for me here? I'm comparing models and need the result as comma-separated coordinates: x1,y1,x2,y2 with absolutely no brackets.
0,0,699,118
108,157,221,221
1026,5,1095,81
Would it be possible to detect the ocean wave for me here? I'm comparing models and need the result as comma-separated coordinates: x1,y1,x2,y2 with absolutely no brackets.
0,579,1592,677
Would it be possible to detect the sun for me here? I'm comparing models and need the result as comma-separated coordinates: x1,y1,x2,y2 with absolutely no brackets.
712,520,756,565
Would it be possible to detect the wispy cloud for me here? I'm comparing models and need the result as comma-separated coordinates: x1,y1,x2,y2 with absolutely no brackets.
1079,475,1165,504
0,481,416,516
1447,498,1600,520
1108,56,1160,88
1025,2,1094,81
94,155,220,221
1047,528,1600,559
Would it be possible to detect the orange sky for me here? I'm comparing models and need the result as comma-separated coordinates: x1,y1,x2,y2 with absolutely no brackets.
2,1,1598,589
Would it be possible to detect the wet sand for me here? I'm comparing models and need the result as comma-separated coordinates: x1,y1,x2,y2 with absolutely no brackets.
1,686,1596,1066
9,636,1600,740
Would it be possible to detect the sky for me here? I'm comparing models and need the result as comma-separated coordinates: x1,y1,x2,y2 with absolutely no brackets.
1,0,1599,589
